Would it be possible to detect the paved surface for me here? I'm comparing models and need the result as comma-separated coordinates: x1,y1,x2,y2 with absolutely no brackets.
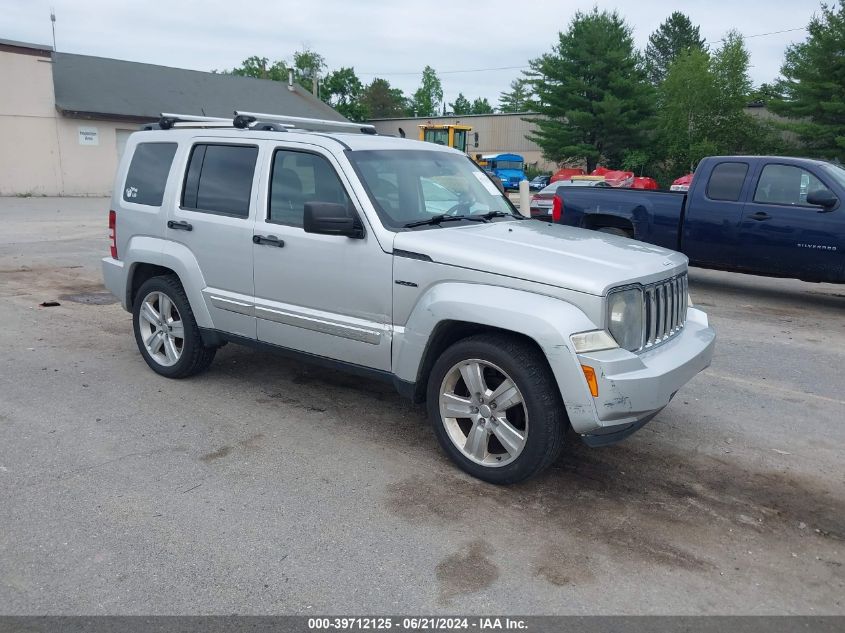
0,197,843,614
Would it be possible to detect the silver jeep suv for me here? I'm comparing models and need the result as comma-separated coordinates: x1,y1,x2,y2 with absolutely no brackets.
102,112,715,484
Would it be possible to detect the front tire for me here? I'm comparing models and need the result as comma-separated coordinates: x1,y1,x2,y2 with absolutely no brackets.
132,275,216,378
426,334,566,484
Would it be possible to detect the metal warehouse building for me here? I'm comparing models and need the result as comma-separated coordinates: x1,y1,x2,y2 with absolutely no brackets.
0,39,344,197
369,112,557,172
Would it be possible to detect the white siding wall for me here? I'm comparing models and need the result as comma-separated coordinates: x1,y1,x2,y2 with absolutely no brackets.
0,47,141,196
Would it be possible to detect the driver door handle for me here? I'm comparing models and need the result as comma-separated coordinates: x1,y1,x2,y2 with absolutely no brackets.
167,220,193,231
253,234,285,247
750,211,771,221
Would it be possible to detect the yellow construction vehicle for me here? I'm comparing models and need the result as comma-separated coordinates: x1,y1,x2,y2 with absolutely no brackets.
418,123,473,153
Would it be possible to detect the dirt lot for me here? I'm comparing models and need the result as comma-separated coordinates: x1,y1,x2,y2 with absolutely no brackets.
0,197,843,614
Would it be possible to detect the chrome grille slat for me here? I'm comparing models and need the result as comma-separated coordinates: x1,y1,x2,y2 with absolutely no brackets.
637,273,687,352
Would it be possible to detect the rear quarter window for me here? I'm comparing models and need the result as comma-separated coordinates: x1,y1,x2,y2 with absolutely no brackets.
123,142,178,206
706,162,749,201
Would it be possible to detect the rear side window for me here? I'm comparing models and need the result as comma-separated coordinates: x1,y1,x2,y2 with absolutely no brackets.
268,150,352,227
706,162,748,201
123,142,177,206
182,144,258,217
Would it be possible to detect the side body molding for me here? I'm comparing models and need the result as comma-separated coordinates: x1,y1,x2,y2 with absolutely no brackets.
392,282,602,433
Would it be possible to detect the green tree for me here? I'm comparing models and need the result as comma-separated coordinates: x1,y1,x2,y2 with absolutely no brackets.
320,67,367,121
293,48,326,93
656,48,720,173
770,2,845,161
450,93,472,115
227,55,289,81
645,12,706,85
470,97,494,114
411,66,444,117
360,78,407,118
498,78,534,112
656,32,782,178
526,8,655,172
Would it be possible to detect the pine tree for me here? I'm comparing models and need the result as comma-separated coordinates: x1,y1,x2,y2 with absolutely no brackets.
498,79,534,112
770,3,845,161
645,12,706,85
526,8,655,172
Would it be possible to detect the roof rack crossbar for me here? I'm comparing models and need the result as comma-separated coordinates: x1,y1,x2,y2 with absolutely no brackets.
159,113,232,130
233,111,377,134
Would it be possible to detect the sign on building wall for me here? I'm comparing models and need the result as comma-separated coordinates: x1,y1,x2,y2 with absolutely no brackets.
78,126,99,145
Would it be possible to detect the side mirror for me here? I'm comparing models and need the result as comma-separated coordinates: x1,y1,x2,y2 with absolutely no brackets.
473,132,479,147
303,202,363,238
807,188,838,210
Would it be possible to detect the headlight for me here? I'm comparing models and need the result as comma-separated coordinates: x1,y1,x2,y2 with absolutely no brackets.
607,287,644,352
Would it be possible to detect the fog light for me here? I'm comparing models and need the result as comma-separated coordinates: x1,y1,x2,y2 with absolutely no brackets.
581,365,599,397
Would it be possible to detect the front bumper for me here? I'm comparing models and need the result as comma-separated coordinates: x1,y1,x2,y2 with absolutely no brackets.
573,307,715,444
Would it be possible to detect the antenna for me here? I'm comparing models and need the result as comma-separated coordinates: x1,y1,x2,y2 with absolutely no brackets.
50,8,56,51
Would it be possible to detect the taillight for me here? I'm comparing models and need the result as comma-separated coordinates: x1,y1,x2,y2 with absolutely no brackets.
108,210,117,259
552,195,563,222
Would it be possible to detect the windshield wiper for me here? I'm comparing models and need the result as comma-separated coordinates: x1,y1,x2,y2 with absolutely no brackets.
403,214,489,228
479,210,524,221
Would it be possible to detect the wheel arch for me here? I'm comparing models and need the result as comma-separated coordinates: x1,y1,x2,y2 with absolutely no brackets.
123,237,212,328
393,282,600,432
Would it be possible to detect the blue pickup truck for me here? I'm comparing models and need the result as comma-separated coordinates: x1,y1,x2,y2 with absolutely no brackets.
548,156,845,283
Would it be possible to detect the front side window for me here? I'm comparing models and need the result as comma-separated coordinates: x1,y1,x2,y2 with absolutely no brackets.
706,162,749,201
181,144,258,217
754,164,825,207
348,150,517,230
123,142,177,206
269,150,353,227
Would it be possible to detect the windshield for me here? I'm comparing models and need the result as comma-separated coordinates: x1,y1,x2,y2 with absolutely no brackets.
494,161,523,171
348,150,517,229
821,162,845,189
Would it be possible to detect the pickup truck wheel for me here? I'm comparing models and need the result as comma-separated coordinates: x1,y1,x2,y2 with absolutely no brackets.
598,226,632,238
132,275,216,379
427,334,566,484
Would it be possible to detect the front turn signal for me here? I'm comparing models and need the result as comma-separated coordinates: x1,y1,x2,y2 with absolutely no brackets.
581,365,599,397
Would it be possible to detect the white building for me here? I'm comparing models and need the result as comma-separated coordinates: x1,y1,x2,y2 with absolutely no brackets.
0,38,345,196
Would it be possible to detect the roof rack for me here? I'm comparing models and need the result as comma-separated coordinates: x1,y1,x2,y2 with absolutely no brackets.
145,111,378,136
233,111,377,135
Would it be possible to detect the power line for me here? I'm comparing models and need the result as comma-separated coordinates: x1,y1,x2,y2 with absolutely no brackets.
358,64,529,77
358,26,807,78
705,26,806,44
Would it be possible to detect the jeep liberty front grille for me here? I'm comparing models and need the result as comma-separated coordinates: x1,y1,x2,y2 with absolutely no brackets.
642,273,688,351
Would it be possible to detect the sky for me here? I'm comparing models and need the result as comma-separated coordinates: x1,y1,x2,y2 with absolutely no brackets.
2,0,823,109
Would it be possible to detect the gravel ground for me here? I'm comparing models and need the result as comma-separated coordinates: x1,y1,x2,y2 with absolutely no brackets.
0,196,842,614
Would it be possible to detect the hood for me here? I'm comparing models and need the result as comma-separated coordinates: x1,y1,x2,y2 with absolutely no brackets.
392,220,687,296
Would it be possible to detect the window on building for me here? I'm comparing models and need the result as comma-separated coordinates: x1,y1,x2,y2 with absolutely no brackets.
753,164,825,207
123,143,177,206
268,150,352,227
182,144,258,217
706,162,749,201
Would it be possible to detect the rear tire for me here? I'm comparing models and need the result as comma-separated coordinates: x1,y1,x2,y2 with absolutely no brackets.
426,333,566,484
597,226,633,238
132,275,216,379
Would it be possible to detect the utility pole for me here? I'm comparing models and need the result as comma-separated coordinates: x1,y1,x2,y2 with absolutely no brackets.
50,8,57,50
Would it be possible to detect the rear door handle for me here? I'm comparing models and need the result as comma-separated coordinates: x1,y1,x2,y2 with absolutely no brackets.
167,220,193,231
750,212,771,221
253,234,285,247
